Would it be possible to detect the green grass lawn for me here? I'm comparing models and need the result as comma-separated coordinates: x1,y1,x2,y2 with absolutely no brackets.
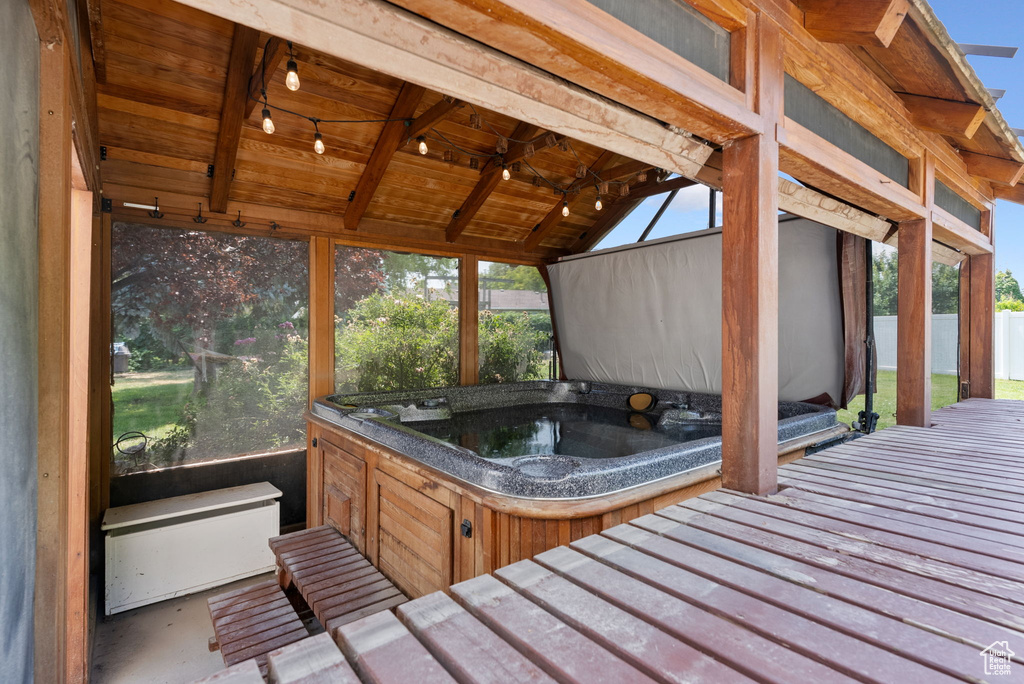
112,368,193,443
837,370,1024,430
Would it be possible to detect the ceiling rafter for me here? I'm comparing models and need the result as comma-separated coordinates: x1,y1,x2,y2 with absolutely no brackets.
344,82,427,230
407,96,464,139
445,122,547,243
209,25,266,213
244,38,289,119
524,151,615,251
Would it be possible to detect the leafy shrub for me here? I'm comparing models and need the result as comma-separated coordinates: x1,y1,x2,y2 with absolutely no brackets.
996,299,1024,312
478,310,546,384
336,292,459,392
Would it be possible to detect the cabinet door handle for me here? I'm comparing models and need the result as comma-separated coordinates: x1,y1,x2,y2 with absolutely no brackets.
312,437,318,448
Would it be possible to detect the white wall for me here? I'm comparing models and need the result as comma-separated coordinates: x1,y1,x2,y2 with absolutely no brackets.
875,311,1024,381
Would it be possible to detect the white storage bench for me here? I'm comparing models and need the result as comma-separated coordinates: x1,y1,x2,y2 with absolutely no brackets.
101,482,282,615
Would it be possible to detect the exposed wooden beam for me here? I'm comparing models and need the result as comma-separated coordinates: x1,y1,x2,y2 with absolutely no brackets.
624,175,698,201
568,172,667,252
445,122,539,242
344,82,427,230
931,206,992,256
994,182,1024,204
779,119,925,222
209,24,262,213
721,13,781,496
796,0,910,49
244,38,288,119
896,218,932,427
524,151,617,252
407,97,463,139
960,151,1024,186
896,93,987,139
778,179,890,241
884,231,969,266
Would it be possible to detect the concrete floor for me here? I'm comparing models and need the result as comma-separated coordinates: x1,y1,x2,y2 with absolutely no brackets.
91,573,272,684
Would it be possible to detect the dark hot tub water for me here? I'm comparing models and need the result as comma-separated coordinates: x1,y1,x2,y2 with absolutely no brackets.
409,403,721,460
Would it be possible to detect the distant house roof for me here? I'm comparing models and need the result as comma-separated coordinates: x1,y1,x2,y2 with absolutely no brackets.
435,288,549,311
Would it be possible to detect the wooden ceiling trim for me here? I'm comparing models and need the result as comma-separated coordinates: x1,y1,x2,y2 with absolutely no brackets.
960,152,1024,187
896,93,986,139
795,0,909,49
344,82,427,230
209,24,262,213
994,183,1024,205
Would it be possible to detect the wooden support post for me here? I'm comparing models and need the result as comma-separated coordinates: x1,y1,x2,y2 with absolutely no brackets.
964,218,995,398
896,218,933,426
36,39,73,684
309,237,335,406
721,15,781,496
460,255,479,385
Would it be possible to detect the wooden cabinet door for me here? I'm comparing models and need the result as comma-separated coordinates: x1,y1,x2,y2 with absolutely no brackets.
321,437,366,552
375,469,453,598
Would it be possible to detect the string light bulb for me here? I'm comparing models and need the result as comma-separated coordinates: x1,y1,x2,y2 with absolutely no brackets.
502,163,511,181
595,196,603,211
261,107,275,134
314,132,325,155
285,43,300,91
417,135,428,155
561,198,570,217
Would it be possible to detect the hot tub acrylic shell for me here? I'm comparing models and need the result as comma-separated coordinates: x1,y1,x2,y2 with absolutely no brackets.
311,381,837,500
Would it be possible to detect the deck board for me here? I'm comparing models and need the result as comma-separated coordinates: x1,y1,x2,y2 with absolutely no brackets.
199,399,1024,682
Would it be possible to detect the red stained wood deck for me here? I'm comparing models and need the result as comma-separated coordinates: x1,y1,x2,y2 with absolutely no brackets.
211,399,1024,683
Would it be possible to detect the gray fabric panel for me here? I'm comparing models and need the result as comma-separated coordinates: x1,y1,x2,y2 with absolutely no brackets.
586,0,730,82
785,75,910,188
0,1,39,682
548,219,845,405
935,180,982,230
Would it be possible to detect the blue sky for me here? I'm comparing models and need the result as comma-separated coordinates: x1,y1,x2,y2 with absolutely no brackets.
599,1,1024,281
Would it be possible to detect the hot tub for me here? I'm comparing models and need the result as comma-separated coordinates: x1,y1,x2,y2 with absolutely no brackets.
310,380,838,499
306,380,845,599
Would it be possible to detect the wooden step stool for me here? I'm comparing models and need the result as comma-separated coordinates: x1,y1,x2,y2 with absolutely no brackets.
269,525,408,634
207,579,309,675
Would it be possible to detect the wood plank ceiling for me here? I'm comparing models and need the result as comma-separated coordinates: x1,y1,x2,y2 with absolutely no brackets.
92,0,652,256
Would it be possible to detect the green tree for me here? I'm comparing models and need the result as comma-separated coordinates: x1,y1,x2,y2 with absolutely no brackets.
481,262,546,291
871,252,960,315
931,263,959,314
478,310,546,384
873,251,899,316
996,270,1024,303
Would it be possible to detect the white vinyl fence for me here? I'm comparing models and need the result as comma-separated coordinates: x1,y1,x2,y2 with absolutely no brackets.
874,311,1024,380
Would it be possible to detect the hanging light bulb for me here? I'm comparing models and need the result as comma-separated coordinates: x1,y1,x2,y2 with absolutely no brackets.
262,107,275,134
417,135,428,155
502,163,511,181
595,196,603,211
314,132,325,155
561,199,570,217
285,43,300,91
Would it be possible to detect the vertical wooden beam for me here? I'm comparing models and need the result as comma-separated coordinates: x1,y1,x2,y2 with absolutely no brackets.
965,212,995,398
308,237,335,405
896,218,933,426
98,212,112,513
721,15,782,495
209,24,262,213
35,39,73,684
459,255,479,385
67,186,94,684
